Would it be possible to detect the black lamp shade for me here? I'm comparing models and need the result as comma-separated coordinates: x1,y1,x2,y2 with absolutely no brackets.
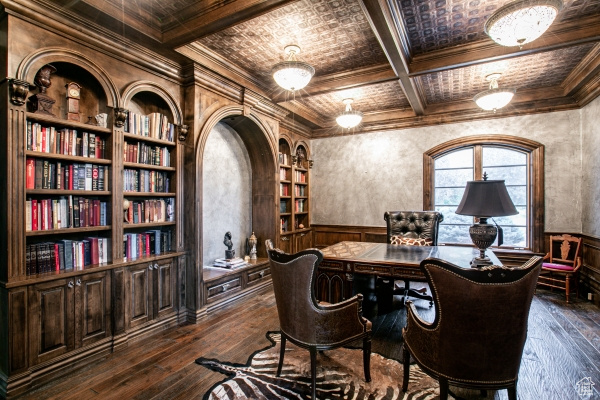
455,179,518,218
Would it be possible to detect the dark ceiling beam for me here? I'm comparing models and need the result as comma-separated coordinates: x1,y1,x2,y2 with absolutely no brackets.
409,16,600,76
162,0,298,47
271,64,396,103
359,0,426,115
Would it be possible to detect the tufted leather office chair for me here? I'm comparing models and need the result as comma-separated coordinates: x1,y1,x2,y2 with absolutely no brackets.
402,256,543,400
266,239,372,400
381,210,443,306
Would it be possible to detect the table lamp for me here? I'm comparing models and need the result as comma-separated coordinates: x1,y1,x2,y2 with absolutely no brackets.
455,173,518,267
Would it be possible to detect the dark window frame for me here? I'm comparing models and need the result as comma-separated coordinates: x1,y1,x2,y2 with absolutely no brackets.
423,135,545,253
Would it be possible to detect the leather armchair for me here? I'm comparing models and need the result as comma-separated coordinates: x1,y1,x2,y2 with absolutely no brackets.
402,255,543,400
380,210,444,306
266,240,372,399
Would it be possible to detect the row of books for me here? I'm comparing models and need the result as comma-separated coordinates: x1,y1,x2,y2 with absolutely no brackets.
280,200,288,213
280,217,288,233
278,152,290,166
124,230,172,260
26,158,108,191
279,167,289,181
295,185,306,196
280,183,290,196
124,141,171,166
27,122,106,158
123,169,171,193
295,199,306,213
125,198,175,224
26,197,108,231
295,170,307,182
124,111,175,142
26,237,109,275
213,257,247,269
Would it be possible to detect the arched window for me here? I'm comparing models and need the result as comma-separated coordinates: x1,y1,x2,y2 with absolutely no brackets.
423,136,544,253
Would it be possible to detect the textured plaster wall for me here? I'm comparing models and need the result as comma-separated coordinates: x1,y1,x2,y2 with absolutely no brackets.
581,96,600,237
311,111,583,232
202,122,252,265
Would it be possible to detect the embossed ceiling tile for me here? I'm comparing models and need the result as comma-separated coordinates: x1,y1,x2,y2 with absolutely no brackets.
105,0,198,26
420,44,594,103
398,0,501,55
559,0,600,22
197,0,387,86
297,81,410,116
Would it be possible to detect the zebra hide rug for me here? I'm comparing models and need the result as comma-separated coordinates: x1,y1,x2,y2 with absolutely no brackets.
196,331,439,400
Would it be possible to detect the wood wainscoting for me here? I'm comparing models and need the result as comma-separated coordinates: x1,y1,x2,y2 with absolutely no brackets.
312,225,600,303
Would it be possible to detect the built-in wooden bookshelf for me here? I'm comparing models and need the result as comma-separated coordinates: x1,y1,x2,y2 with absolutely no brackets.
277,138,312,253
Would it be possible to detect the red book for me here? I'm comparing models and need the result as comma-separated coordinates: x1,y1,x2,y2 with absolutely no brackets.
96,136,102,158
26,158,35,189
31,200,38,231
68,164,74,190
54,244,60,271
145,233,150,256
41,127,47,153
93,200,100,226
86,237,99,265
40,199,46,230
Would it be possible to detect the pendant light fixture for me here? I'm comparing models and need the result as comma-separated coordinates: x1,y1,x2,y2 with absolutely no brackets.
336,98,363,129
271,45,315,92
485,0,563,48
474,73,516,112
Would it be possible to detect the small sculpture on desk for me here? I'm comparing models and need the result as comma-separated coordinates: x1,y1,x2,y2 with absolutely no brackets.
249,232,257,260
223,231,235,259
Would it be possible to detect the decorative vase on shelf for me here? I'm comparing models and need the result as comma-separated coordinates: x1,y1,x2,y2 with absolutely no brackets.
249,232,257,260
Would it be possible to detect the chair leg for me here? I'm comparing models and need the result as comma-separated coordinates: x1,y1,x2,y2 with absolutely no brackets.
310,347,317,400
402,344,410,392
439,378,449,400
276,335,286,377
566,276,571,303
507,384,517,400
363,337,371,382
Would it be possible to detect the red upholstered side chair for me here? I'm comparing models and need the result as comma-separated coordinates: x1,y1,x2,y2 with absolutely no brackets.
265,239,372,400
402,256,543,400
537,234,583,303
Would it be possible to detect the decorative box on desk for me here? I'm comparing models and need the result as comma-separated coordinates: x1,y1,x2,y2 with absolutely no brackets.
202,258,271,312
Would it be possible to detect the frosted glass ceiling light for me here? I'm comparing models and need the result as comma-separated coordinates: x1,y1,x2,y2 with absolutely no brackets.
336,98,363,129
474,73,516,112
485,0,563,48
272,45,315,92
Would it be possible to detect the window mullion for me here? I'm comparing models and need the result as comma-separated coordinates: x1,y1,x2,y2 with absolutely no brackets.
474,145,483,179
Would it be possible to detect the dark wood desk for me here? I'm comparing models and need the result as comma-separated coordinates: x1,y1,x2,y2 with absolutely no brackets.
316,241,501,303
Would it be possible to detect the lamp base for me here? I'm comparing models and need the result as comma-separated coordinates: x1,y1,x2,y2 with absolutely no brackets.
469,219,497,268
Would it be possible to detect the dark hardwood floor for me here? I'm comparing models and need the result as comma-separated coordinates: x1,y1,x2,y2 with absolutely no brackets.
14,286,600,400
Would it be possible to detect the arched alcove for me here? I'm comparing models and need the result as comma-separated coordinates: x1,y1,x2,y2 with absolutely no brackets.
198,112,277,268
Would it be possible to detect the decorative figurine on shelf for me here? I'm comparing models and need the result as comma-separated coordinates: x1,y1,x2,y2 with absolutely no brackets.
31,64,57,116
95,113,108,128
123,199,131,223
224,231,235,259
65,82,81,121
249,232,257,260
296,147,306,168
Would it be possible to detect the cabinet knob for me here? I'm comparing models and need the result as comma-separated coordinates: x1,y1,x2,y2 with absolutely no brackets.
259,270,265,278
154,263,159,270
222,283,230,291
75,279,81,286
281,236,289,241
68,281,74,288
148,264,153,271
300,233,305,237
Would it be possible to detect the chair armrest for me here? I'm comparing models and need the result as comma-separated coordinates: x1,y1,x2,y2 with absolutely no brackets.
573,256,582,272
543,252,550,261
313,294,370,344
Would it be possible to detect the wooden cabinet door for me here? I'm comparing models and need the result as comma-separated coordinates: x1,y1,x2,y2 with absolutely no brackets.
28,279,75,365
295,230,312,252
74,272,112,348
125,262,153,329
152,260,176,320
279,234,293,254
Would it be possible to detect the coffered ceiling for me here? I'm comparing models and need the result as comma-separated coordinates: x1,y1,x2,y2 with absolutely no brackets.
27,0,600,136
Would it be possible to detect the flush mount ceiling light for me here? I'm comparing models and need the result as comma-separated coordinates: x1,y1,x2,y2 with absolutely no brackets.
336,98,363,129
271,45,315,92
485,0,563,48
474,73,516,112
